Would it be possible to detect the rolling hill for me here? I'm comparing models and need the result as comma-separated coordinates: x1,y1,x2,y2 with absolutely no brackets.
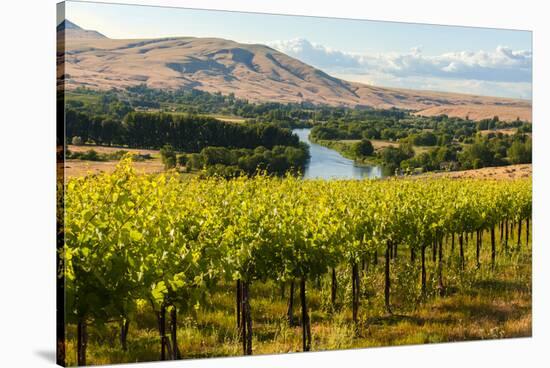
58,20,531,122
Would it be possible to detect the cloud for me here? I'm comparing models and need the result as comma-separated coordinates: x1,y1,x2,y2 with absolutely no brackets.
267,38,532,98
268,38,361,69
333,72,533,100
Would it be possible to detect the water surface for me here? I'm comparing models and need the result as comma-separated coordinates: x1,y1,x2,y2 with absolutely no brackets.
293,128,383,180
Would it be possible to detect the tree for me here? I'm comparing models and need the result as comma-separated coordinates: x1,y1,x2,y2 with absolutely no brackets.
507,139,531,164
72,136,84,146
177,154,188,167
160,144,177,169
353,139,374,157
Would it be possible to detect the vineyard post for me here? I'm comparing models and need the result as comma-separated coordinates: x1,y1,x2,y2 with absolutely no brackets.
384,241,392,314
300,278,311,351
120,318,130,351
331,268,337,308
77,318,87,366
421,245,427,297
241,281,252,355
287,280,295,325
351,262,359,323
437,236,444,296
241,284,247,355
451,233,455,253
459,233,465,271
236,280,242,329
491,226,496,270
505,219,509,251
245,282,252,355
526,218,530,246
170,306,179,359
159,304,167,361
475,230,481,269
517,219,522,248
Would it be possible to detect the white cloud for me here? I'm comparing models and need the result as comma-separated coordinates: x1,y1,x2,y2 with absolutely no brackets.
267,38,532,98
268,38,361,69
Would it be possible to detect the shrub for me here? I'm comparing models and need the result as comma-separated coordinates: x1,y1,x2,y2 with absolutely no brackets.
177,154,188,167
353,139,374,157
72,136,84,146
160,144,177,169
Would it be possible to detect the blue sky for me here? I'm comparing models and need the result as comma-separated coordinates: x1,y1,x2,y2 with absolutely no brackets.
62,0,532,99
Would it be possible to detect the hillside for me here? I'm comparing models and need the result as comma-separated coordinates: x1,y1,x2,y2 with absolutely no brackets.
58,20,531,122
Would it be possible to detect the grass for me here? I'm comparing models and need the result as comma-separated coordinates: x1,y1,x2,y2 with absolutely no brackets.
204,114,247,124
64,145,203,179
63,226,531,366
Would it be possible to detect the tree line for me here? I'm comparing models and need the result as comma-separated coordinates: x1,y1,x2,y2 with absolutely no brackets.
66,109,301,152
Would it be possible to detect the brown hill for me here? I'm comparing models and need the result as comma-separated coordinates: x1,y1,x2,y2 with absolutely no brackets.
58,23,531,122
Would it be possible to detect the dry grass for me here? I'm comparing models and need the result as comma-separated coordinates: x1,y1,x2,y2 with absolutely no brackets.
478,128,522,136
425,164,532,180
67,144,160,156
370,140,400,151
64,159,165,179
206,115,247,123
415,104,531,123
64,145,165,178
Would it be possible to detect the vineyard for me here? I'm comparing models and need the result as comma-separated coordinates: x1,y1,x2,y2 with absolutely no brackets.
59,157,532,365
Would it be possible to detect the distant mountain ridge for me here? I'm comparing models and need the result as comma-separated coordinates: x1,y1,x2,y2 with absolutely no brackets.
57,19,106,39
57,21,531,122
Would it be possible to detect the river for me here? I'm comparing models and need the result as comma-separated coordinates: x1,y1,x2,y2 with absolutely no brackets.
293,128,384,180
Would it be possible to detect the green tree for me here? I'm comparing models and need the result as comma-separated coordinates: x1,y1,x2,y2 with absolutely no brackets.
353,139,374,157
160,144,177,169
507,139,532,164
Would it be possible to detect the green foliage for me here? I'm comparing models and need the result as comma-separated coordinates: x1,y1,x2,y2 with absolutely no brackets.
186,144,310,177
353,139,374,157
378,144,414,172
62,158,531,362
177,154,188,167
72,136,83,146
410,131,437,146
160,144,177,169
507,139,532,164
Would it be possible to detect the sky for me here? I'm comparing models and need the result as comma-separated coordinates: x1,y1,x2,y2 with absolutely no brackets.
62,0,532,99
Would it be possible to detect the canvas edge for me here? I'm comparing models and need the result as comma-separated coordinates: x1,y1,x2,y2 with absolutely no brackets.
56,1,67,366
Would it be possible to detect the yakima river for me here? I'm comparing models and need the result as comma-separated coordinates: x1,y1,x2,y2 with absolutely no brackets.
293,128,384,180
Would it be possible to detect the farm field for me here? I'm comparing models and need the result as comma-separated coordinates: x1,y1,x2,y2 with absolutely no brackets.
64,145,164,178
60,161,532,365
426,164,532,180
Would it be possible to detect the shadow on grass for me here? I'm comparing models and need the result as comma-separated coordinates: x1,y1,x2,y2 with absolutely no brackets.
471,279,531,294
364,313,455,327
438,300,530,323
